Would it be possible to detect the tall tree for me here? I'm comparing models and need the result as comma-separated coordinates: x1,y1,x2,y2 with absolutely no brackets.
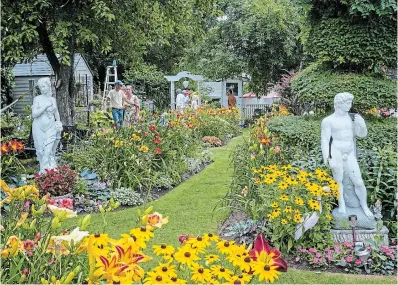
1,0,217,125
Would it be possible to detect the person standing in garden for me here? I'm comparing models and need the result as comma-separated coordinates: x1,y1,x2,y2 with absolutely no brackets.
227,89,236,109
104,80,130,128
123,85,140,125
176,88,185,113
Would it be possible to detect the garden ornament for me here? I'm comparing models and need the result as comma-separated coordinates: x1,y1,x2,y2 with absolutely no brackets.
321,92,375,229
32,77,63,173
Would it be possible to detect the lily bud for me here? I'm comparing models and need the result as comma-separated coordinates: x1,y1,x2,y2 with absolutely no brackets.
51,217,60,230
29,219,37,230
81,215,91,230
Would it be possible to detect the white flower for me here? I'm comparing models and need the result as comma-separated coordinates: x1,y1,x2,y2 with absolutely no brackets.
47,204,77,218
52,227,89,246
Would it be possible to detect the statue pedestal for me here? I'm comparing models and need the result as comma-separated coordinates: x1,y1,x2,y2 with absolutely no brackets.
332,171,376,229
330,226,389,246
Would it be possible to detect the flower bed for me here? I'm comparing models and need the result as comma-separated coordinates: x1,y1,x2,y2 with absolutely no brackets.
0,180,287,284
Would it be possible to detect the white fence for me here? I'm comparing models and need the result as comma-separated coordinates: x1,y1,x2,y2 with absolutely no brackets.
242,104,273,119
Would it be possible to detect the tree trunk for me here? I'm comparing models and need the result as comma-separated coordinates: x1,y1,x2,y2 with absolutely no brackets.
56,65,75,126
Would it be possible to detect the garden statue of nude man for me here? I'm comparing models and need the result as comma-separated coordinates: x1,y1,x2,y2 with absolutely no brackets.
32,77,63,173
321,92,374,223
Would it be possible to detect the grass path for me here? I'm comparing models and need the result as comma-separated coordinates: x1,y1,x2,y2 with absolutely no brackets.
65,132,246,245
64,131,396,284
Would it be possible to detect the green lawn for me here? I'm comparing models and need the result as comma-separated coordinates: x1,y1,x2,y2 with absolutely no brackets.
63,130,396,284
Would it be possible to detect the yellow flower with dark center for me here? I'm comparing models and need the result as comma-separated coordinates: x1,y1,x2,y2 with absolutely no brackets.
144,272,170,284
252,251,281,283
216,240,235,255
279,194,289,201
326,214,333,221
210,265,233,281
186,235,210,250
294,197,304,206
130,226,154,242
271,201,279,208
294,214,302,223
283,206,293,213
153,262,177,279
153,244,175,256
227,273,252,284
205,254,220,265
174,245,200,266
168,275,187,284
190,263,212,283
281,164,292,171
272,208,281,218
278,181,288,190
203,233,219,242
281,219,288,225
119,233,147,249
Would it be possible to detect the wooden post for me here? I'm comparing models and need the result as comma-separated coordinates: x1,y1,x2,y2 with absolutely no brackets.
170,81,175,110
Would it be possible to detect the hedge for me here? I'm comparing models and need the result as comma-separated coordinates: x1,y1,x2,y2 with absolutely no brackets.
291,65,397,111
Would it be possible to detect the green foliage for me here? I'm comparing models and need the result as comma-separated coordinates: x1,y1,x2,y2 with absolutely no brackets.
268,116,397,159
291,64,397,111
110,187,145,206
359,146,397,240
305,17,397,71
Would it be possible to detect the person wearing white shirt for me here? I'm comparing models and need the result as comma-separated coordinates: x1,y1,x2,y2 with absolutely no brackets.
175,88,185,113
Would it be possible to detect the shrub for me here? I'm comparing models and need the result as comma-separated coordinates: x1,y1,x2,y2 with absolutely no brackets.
305,17,396,71
110,187,144,206
35,165,78,197
268,116,397,160
291,64,396,111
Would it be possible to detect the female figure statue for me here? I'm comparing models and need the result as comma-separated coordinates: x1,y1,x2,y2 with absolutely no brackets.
32,77,63,173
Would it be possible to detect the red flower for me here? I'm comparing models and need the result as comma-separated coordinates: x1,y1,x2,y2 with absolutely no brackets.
259,136,272,146
8,140,19,152
154,148,162,154
249,234,287,272
1,144,8,155
59,198,73,209
149,125,156,131
154,138,161,145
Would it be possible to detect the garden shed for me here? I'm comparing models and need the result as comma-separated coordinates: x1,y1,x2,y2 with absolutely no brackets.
12,53,93,114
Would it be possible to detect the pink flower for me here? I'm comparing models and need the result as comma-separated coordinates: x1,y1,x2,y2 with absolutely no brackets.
309,248,317,253
35,233,42,242
315,252,322,258
313,257,319,264
22,240,35,252
343,241,353,248
327,254,332,261
48,199,57,206
295,256,300,262
355,259,361,265
334,244,341,253
347,256,353,263
21,268,30,276
59,198,73,209
274,146,281,153
250,153,256,159
23,201,31,209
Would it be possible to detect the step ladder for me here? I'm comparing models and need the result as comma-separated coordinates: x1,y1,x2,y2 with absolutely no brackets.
102,65,118,110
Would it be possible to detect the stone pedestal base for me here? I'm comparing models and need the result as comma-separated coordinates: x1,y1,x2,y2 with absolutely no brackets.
330,226,389,246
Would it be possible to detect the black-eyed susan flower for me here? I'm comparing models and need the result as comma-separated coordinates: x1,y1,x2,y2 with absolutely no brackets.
205,254,219,265
227,273,252,284
190,263,212,283
283,206,292,213
130,226,154,242
278,181,288,190
153,261,177,279
144,272,170,284
279,194,289,201
271,201,279,208
169,275,187,284
216,240,235,255
210,265,233,281
153,244,175,256
252,251,281,283
281,219,288,225
204,233,219,242
174,246,200,266
294,197,304,206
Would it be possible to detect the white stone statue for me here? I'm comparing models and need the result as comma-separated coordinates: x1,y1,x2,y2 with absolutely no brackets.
175,88,185,114
32,77,63,173
321,92,375,229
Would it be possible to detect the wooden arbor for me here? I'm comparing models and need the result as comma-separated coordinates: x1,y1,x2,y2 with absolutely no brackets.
164,71,204,110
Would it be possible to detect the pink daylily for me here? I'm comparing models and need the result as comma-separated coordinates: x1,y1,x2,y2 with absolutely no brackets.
248,234,288,272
